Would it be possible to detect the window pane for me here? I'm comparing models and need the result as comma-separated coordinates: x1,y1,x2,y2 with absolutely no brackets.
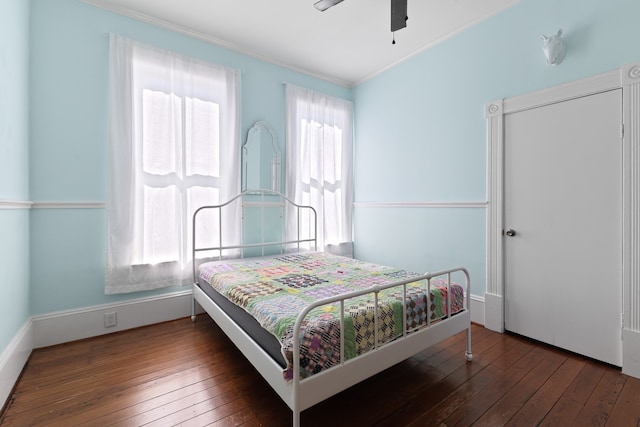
142,90,182,176
323,125,342,184
186,97,220,178
301,120,323,185
143,186,181,264
323,189,342,244
189,186,220,259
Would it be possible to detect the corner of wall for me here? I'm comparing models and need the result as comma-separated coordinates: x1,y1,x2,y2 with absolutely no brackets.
0,319,33,411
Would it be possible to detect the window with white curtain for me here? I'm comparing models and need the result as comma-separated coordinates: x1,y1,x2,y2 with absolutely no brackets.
285,84,354,256
106,35,241,294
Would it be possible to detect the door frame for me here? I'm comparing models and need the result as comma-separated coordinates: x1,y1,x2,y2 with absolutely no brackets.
486,62,640,379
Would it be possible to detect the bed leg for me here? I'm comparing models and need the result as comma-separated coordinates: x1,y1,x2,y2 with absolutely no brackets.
191,295,197,322
293,410,300,427
465,327,473,361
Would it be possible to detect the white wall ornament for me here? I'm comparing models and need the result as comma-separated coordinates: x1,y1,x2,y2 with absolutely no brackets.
487,103,501,116
541,29,566,66
623,64,640,85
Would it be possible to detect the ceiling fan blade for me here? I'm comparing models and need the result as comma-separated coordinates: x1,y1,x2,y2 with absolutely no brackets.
314,0,344,12
391,0,408,31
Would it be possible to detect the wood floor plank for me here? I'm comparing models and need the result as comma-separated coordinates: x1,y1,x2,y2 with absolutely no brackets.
2,316,639,427
471,349,567,426
539,396,585,427
605,375,640,427
563,361,608,404
572,369,627,427
507,356,586,426
441,345,545,426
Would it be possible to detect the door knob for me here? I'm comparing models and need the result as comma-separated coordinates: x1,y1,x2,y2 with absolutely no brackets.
505,229,516,237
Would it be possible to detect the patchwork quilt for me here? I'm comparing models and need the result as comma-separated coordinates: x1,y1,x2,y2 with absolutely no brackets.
199,252,464,380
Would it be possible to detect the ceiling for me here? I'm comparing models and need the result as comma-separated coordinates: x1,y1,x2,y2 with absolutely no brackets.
84,0,520,87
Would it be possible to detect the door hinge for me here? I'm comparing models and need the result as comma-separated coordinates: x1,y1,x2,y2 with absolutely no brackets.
621,123,625,139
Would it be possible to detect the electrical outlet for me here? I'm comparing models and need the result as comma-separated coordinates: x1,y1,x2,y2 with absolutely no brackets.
104,312,117,328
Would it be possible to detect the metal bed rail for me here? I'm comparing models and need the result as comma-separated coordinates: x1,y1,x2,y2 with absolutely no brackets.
191,189,318,285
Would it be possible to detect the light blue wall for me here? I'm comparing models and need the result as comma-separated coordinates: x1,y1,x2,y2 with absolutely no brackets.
19,0,640,318
0,0,31,352
353,0,640,295
28,0,352,315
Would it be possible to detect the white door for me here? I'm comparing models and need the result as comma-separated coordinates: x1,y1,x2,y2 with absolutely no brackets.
504,89,622,366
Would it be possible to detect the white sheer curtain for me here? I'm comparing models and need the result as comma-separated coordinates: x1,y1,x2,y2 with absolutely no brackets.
285,84,354,256
106,34,241,294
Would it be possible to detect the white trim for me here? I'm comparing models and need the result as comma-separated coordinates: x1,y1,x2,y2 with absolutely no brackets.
486,101,504,298
31,202,105,209
0,320,33,410
0,201,107,209
484,292,504,332
354,201,487,208
0,200,33,210
622,63,640,332
470,294,485,326
623,329,640,378
502,70,620,114
32,289,193,348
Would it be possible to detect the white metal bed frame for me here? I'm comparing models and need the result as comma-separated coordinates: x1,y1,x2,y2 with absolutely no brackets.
191,190,472,427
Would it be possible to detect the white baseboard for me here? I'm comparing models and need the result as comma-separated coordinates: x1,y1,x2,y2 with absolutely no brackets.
484,292,504,332
32,290,194,348
0,319,33,410
623,329,640,379
470,294,485,326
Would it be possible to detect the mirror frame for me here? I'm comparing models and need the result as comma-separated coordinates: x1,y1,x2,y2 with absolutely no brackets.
242,120,281,192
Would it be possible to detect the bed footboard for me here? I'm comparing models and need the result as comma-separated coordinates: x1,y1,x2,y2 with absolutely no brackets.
288,266,471,426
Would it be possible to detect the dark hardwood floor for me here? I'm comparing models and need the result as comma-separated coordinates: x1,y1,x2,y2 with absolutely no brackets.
2,316,639,426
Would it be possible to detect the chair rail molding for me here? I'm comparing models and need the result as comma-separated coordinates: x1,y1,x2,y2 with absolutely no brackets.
486,61,640,379
0,200,33,209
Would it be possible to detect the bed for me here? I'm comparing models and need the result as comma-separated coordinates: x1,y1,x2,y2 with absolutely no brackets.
191,190,472,426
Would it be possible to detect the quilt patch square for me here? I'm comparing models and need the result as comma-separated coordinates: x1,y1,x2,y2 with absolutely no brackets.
350,275,391,289
276,274,328,289
348,301,396,355
276,254,312,263
299,260,328,270
390,287,429,329
258,266,292,277
384,269,420,279
227,282,282,308
305,284,352,300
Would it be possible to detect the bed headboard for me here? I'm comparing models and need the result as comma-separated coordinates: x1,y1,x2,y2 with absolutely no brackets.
192,189,317,282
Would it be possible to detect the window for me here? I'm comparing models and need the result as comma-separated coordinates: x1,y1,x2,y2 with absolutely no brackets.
106,35,240,294
285,84,354,256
